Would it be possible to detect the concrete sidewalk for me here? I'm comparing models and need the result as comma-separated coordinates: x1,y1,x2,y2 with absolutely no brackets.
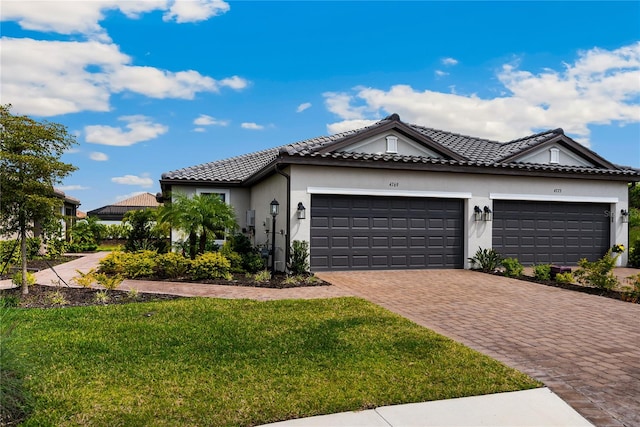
260,388,593,427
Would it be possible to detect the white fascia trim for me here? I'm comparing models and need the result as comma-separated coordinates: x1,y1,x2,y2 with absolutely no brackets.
307,187,472,199
489,193,618,203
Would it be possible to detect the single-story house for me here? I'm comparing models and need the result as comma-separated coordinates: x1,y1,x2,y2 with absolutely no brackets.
87,192,161,224
159,114,638,271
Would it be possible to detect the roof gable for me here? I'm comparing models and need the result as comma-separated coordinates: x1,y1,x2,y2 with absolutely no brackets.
499,132,616,169
311,114,466,161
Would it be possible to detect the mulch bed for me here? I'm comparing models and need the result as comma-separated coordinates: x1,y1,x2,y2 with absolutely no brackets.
0,285,184,309
0,256,80,280
491,272,636,303
141,273,330,289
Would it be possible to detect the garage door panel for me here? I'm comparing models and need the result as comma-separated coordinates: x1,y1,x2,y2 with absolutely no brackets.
311,195,463,270
493,200,609,265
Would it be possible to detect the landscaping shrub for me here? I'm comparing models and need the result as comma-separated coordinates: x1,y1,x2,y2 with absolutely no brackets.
532,264,551,281
1,238,41,267
94,273,124,291
155,252,191,279
574,250,620,290
253,269,271,282
468,247,502,272
72,269,96,288
122,250,157,278
220,242,244,273
628,239,640,268
98,251,128,275
289,240,310,275
11,272,35,287
501,257,523,277
191,252,232,280
622,274,640,303
555,272,574,284
243,252,265,273
45,239,68,259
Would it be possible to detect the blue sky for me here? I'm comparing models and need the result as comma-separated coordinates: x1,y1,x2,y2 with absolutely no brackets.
2,1,639,212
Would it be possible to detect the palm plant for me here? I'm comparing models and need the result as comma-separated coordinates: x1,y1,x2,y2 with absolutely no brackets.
158,193,237,259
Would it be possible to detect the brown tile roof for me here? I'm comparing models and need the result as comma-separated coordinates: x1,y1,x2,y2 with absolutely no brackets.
112,192,160,207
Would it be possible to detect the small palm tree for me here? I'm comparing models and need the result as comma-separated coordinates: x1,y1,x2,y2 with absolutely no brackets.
159,193,237,259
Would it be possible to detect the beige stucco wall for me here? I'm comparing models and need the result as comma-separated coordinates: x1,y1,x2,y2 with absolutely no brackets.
288,164,629,267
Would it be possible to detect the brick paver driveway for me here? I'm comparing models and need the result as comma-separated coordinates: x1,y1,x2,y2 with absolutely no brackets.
316,269,640,427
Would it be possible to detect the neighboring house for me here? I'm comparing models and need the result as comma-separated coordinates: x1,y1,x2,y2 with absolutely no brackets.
159,114,638,271
87,192,161,224
54,189,81,240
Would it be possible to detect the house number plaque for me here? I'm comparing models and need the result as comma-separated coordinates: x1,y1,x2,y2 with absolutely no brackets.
389,182,399,187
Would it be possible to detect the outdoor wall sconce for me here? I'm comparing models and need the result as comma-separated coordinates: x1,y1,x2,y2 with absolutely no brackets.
483,206,493,222
297,202,306,219
270,199,279,273
474,205,483,221
621,209,629,223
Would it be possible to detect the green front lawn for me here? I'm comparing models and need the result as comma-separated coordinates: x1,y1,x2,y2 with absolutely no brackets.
3,297,540,426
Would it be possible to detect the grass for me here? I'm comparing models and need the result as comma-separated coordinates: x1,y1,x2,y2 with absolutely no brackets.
2,297,540,426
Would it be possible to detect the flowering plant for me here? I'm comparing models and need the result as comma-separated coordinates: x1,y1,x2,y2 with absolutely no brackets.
612,244,625,253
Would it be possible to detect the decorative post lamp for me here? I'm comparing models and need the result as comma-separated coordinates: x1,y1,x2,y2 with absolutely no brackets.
270,199,279,273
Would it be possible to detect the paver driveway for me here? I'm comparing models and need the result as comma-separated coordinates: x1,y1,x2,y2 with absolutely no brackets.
316,269,640,427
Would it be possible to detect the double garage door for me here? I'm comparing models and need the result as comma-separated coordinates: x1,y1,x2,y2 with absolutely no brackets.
310,195,611,271
492,200,610,265
310,195,463,270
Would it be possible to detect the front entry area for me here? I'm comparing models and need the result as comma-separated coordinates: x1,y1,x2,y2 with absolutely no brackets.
310,194,463,271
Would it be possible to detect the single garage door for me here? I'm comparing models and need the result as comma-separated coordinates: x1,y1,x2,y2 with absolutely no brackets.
310,195,463,271
492,200,610,265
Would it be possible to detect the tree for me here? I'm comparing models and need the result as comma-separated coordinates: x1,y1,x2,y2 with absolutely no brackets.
123,208,169,253
159,193,237,259
0,105,77,294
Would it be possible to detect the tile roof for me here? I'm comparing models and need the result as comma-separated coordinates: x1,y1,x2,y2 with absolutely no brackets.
160,116,638,184
112,192,160,207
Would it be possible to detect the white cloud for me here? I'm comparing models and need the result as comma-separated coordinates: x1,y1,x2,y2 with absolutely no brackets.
325,42,640,144
2,1,226,40
85,116,168,146
241,122,265,130
296,102,312,113
442,57,459,66
193,114,229,126
89,152,109,161
57,185,90,191
435,70,448,77
164,0,230,23
194,127,206,132
111,175,154,187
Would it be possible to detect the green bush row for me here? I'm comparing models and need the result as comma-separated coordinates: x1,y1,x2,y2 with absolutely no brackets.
98,250,236,281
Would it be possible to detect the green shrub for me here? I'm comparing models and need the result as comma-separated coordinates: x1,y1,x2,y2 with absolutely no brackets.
11,272,36,287
555,272,574,284
622,274,640,303
46,290,68,306
72,269,96,288
468,247,502,272
191,252,232,280
94,273,123,291
501,257,523,277
253,270,271,282
628,239,640,268
45,239,68,258
220,243,244,273
574,250,620,290
289,240,310,275
122,250,157,278
155,252,192,279
243,252,265,273
98,251,128,275
532,264,551,281
1,238,41,266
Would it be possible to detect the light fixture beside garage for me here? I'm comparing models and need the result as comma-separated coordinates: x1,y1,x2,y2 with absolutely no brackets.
297,202,306,219
474,205,483,221
483,206,493,221
621,209,629,223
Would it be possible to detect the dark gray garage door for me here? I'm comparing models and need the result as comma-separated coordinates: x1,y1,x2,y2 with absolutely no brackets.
492,200,610,265
310,195,463,271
